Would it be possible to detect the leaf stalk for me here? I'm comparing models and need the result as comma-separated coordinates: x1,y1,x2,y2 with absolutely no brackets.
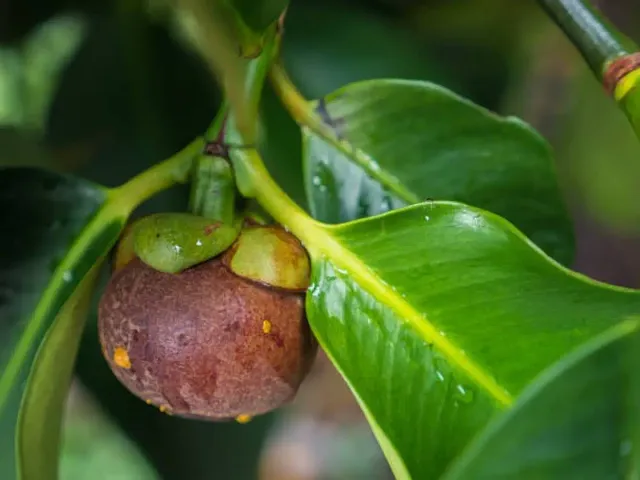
269,63,419,204
537,0,640,140
537,0,636,76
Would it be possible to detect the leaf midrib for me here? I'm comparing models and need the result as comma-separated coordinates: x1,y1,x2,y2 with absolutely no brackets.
304,219,514,407
241,148,517,406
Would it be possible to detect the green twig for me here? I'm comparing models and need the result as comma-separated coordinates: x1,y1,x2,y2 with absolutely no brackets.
537,0,636,77
191,21,280,216
223,23,279,145
173,0,255,141
536,0,640,138
110,137,204,215
190,103,239,223
268,63,420,204
231,147,321,242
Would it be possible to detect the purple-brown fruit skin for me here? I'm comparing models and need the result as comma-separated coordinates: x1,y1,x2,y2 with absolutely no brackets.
98,256,318,420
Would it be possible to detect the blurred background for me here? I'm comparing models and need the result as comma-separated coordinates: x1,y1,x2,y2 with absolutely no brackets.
2,0,640,478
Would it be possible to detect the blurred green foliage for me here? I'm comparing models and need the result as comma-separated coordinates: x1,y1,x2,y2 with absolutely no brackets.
3,0,640,478
60,383,159,480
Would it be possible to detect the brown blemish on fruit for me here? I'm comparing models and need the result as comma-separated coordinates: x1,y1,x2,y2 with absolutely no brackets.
273,228,311,290
223,321,241,334
271,333,284,349
113,347,131,369
98,257,318,420
262,320,272,334
203,222,222,236
604,53,640,94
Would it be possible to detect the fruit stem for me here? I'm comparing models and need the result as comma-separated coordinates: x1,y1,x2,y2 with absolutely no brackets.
230,147,324,253
189,154,237,224
110,137,204,214
189,22,279,223
190,104,239,224
268,62,320,130
536,0,640,139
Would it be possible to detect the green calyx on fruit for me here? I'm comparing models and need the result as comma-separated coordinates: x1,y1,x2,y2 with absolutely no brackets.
98,255,318,420
132,212,242,274
222,226,310,291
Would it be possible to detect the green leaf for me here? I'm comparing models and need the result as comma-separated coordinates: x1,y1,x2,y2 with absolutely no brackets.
443,319,640,479
0,167,128,478
302,79,573,264
300,201,640,479
18,264,102,480
260,0,461,210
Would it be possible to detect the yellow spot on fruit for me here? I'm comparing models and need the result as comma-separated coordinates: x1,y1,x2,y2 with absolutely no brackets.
236,414,252,424
262,320,272,334
145,399,152,405
159,405,167,413
113,347,131,369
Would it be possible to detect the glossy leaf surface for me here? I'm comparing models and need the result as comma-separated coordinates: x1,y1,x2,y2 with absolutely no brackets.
262,0,461,210
18,265,101,480
443,320,640,479
303,201,640,478
303,80,573,264
0,167,127,478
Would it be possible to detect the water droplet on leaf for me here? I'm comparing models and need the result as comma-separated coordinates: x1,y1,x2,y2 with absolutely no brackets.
453,384,474,404
379,196,392,213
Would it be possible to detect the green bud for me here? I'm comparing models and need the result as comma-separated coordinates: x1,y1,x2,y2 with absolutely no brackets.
133,213,242,274
223,226,310,291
